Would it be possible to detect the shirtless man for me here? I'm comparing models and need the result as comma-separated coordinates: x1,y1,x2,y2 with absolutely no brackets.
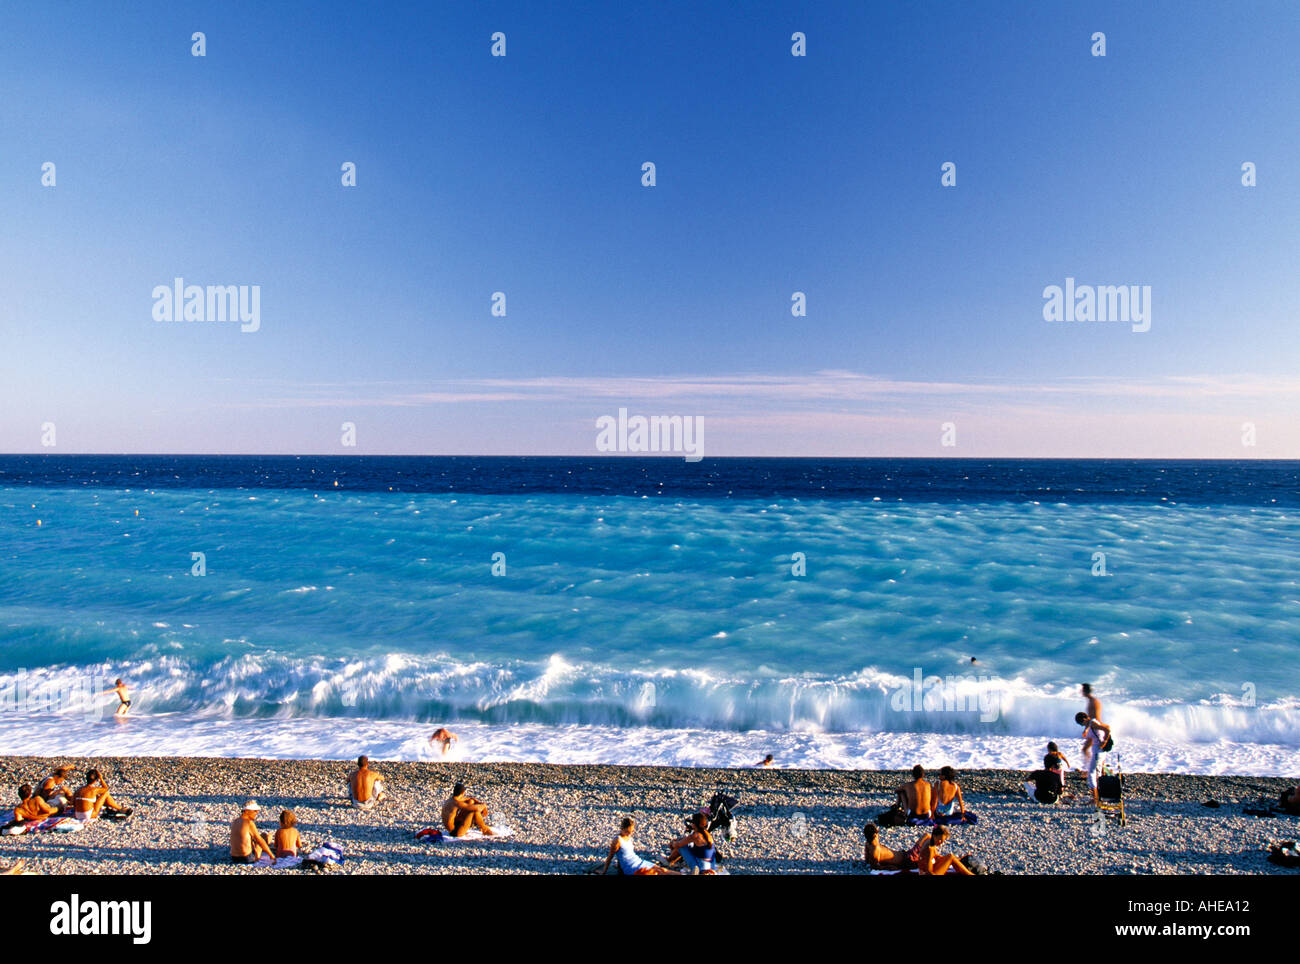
109,678,131,717
863,823,909,870
440,782,497,837
896,765,934,821
229,800,274,864
915,824,974,876
1081,683,1102,723
428,728,458,756
9,784,59,827
347,755,388,809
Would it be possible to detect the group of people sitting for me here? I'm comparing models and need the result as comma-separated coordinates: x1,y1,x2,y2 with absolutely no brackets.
864,821,977,875
229,801,303,864
597,812,718,875
4,766,131,831
890,765,978,825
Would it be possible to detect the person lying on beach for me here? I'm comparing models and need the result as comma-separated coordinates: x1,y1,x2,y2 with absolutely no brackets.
934,767,977,824
440,782,498,837
37,767,75,811
598,818,678,875
428,728,458,755
1076,712,1113,806
229,800,275,864
912,824,974,876
109,678,131,717
863,823,910,870
896,765,934,822
73,770,130,821
347,756,388,809
666,812,716,873
5,784,59,829
274,810,302,858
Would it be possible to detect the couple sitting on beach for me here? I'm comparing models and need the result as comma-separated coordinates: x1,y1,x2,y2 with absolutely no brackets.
883,766,977,826
229,801,303,864
596,813,717,875
1026,742,1077,805
864,822,978,875
5,767,131,829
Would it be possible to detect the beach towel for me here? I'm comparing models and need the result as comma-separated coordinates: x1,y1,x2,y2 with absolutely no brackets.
3,816,86,835
934,812,978,826
867,866,958,875
416,824,514,842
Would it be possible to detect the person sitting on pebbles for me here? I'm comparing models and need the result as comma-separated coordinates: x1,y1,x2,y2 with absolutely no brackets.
229,800,275,865
439,782,499,837
347,755,389,809
911,824,975,876
598,817,678,875
72,769,131,822
37,767,75,811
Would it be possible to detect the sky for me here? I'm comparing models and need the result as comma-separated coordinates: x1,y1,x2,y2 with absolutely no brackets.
1,0,1298,457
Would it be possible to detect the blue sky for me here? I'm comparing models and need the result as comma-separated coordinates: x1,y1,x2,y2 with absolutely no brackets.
2,0,1298,456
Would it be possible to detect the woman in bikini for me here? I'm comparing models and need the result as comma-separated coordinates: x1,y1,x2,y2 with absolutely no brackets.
667,812,716,873
914,824,974,876
73,769,130,822
934,766,977,824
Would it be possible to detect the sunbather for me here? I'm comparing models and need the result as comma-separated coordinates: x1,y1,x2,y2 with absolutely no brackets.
934,767,977,824
230,800,274,864
667,812,715,873
4,784,59,830
896,765,934,822
598,818,678,875
73,769,129,821
274,810,301,858
863,823,910,870
347,755,388,809
439,782,498,837
37,767,74,811
913,824,974,876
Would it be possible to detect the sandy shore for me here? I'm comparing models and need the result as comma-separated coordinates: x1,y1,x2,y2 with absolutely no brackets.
1,756,1296,875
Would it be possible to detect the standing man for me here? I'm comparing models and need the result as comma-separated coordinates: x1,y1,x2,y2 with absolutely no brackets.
109,678,131,717
1081,683,1102,722
1075,712,1113,806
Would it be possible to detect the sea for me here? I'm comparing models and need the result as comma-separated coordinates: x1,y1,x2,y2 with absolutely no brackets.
0,456,1296,776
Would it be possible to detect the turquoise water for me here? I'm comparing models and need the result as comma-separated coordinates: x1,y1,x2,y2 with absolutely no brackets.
1,480,1297,773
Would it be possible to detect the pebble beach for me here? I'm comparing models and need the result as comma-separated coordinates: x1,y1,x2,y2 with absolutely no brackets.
1,756,1296,875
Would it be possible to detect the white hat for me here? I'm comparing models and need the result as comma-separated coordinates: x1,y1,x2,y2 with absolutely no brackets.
242,800,261,812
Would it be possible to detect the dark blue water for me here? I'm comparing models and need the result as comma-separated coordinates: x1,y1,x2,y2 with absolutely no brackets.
1,456,1297,504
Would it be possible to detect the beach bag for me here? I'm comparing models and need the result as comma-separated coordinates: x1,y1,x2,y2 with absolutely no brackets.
877,804,907,827
1101,733,1114,753
1268,842,1300,868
